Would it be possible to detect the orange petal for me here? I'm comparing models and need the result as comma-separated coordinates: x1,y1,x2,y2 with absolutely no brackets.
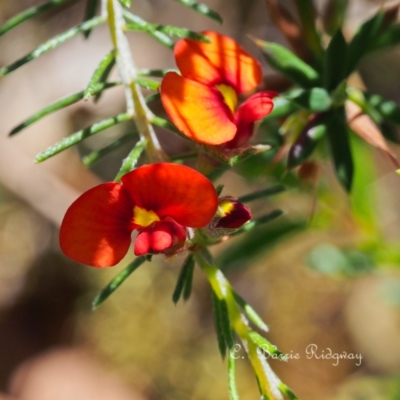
60,183,133,267
160,72,236,145
121,163,218,228
174,31,263,93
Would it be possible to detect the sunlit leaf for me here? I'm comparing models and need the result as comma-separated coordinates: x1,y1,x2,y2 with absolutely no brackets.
0,0,72,37
0,16,105,77
35,113,131,163
171,0,222,24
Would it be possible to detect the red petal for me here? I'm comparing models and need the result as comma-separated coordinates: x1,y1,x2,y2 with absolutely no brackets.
160,72,236,145
60,183,133,267
121,163,218,228
175,31,263,93
134,229,151,256
234,91,277,126
225,91,277,148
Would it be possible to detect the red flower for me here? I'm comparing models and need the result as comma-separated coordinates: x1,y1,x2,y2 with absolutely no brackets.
59,163,218,267
160,31,277,148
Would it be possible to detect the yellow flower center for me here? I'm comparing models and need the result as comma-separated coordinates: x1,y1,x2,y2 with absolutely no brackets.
133,206,160,227
215,84,238,114
217,200,234,217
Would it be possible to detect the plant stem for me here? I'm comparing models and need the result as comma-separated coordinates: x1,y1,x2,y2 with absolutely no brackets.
105,0,166,162
195,253,285,400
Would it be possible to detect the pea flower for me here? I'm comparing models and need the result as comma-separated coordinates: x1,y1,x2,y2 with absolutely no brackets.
60,163,218,267
160,31,277,148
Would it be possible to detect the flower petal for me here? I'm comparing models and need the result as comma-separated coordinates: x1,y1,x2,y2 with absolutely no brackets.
174,31,263,93
121,163,218,227
226,91,277,148
160,71,236,145
60,183,133,267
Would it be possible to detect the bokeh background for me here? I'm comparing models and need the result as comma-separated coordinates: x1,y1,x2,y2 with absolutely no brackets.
1,0,400,399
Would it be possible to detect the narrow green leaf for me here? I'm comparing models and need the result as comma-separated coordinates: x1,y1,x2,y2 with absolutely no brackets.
83,0,99,38
151,116,190,141
138,68,177,77
248,331,285,360
114,137,147,182
216,184,224,196
372,24,400,52
94,57,117,102
35,113,131,163
238,186,285,203
228,355,239,400
133,77,160,91
9,82,119,136
294,0,324,60
286,87,331,112
0,0,71,37
254,38,320,88
212,290,227,358
326,108,354,191
279,383,299,400
0,16,105,77
92,256,147,309
232,291,269,332
82,132,137,167
364,92,400,126
172,0,222,24
345,11,384,75
122,11,174,49
119,0,131,7
183,257,195,301
219,298,234,349
172,254,195,304
126,22,210,42
265,96,299,120
323,29,348,91
84,50,116,100
287,116,327,169
230,210,284,237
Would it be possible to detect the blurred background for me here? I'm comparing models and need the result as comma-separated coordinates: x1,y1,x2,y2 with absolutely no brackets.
1,0,400,399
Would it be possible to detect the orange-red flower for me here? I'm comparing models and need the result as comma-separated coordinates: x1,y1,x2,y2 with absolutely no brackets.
59,163,218,267
160,31,277,148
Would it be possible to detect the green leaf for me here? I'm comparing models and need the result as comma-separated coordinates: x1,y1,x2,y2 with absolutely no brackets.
9,82,119,136
294,0,323,60
114,137,147,182
228,355,239,400
122,11,174,49
345,10,384,76
92,257,147,309
118,0,131,7
326,108,354,191
171,0,222,24
82,132,137,167
232,291,269,332
230,210,284,237
286,87,331,112
183,257,195,301
125,22,211,42
0,16,105,77
278,383,299,400
138,68,178,77
0,0,72,37
287,116,327,169
238,185,285,203
218,218,305,271
212,290,227,358
364,92,400,126
323,29,348,91
133,77,160,91
265,96,299,120
172,254,195,304
84,50,116,100
83,0,100,38
248,331,285,360
322,0,348,36
372,24,400,52
254,38,320,88
151,116,190,141
35,113,131,163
